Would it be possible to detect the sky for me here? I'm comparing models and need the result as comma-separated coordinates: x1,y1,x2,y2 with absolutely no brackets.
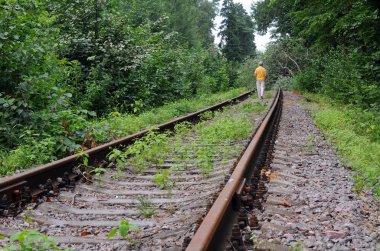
213,0,272,51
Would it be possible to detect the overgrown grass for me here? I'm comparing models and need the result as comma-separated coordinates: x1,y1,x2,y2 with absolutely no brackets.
107,95,265,180
89,87,247,139
0,138,56,176
304,93,380,196
0,88,248,176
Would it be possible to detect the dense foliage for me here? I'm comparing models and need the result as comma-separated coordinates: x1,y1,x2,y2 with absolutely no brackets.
0,0,254,174
253,0,380,111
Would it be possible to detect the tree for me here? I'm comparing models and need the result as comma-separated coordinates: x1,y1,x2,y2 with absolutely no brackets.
252,0,293,37
253,0,380,110
219,0,256,62
0,0,231,172
253,0,380,52
163,0,219,48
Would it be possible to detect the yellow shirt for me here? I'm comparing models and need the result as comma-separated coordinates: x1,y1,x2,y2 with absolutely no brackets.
254,66,267,81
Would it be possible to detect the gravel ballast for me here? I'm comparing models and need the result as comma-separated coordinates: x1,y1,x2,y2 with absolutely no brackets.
252,91,379,250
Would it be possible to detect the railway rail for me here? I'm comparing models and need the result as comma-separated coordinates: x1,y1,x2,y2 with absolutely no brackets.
0,89,283,251
187,89,282,251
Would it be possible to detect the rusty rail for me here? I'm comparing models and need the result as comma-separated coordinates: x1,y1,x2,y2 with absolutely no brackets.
0,90,254,213
186,89,283,251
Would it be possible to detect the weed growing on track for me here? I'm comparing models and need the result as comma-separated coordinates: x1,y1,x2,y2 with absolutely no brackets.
243,101,266,114
76,150,106,183
106,131,171,176
171,122,193,170
2,208,71,250
170,98,259,176
300,134,315,153
105,95,266,186
137,197,156,218
107,148,128,178
199,111,214,120
107,219,138,244
195,144,216,175
24,208,33,224
303,93,380,196
289,241,304,251
76,151,92,182
92,167,107,185
126,131,170,173
2,229,71,251
197,113,252,143
250,234,265,249
153,169,174,189
306,135,314,152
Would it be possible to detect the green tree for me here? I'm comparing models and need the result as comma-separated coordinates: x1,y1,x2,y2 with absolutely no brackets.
0,0,231,173
253,0,380,110
219,0,256,62
163,0,219,48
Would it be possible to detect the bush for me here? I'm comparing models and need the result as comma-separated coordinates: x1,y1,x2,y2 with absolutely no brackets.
0,138,56,176
294,50,380,110
236,58,257,89
272,76,294,90
293,57,324,92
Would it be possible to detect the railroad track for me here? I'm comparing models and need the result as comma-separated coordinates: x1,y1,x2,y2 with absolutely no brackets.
0,90,253,216
0,90,283,251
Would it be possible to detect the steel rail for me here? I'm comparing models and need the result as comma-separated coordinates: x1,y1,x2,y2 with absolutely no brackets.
0,90,254,211
186,89,283,251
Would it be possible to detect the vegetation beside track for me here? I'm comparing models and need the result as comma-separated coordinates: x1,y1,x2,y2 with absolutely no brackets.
106,94,265,187
304,93,380,197
0,87,248,176
0,0,257,177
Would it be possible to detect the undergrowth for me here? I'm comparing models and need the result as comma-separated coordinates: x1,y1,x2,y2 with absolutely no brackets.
0,88,246,176
88,87,247,139
108,94,267,187
304,93,380,196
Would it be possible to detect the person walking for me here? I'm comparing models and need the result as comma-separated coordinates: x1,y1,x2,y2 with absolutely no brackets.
253,61,267,100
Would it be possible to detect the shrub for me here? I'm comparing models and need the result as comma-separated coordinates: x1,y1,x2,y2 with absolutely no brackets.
272,76,294,90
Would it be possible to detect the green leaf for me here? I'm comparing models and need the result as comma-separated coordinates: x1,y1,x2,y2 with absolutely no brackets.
107,227,118,240
119,223,127,238
10,231,25,242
